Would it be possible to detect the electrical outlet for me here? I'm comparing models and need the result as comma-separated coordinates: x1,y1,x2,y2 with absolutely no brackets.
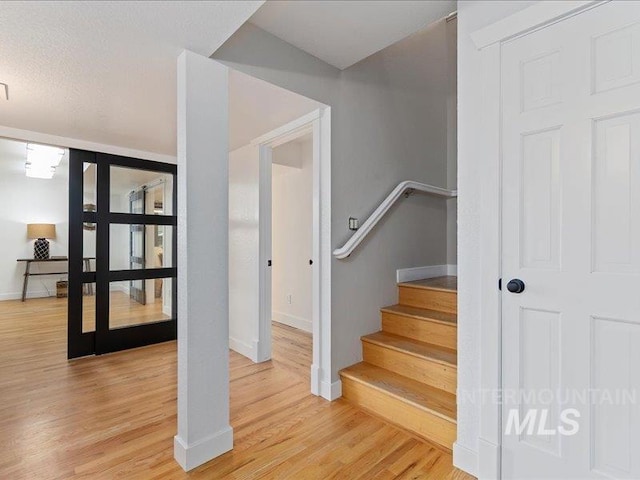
287,294,292,305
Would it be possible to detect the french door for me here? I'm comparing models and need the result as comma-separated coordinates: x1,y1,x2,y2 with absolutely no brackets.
68,149,177,358
501,2,640,478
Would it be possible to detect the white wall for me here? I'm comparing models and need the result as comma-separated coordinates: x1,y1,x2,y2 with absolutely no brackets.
271,137,313,332
0,147,69,300
214,17,456,383
228,143,261,360
456,0,536,468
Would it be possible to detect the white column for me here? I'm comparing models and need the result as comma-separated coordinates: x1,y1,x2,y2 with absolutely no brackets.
174,50,231,471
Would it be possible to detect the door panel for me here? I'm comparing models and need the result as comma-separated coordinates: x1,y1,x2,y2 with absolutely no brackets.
68,150,177,358
501,2,640,478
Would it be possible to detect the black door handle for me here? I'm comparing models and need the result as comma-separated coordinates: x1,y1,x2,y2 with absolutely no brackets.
507,279,525,294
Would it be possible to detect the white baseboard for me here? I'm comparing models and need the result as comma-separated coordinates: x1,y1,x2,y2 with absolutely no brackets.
0,290,52,301
320,378,342,401
272,311,312,333
174,426,233,471
229,336,259,363
453,441,479,478
396,264,458,283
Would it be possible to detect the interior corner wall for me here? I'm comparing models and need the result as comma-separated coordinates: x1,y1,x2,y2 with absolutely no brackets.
0,166,69,300
457,0,537,458
272,139,313,333
214,19,455,381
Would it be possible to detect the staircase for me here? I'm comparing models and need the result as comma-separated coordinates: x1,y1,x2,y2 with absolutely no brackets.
339,276,457,451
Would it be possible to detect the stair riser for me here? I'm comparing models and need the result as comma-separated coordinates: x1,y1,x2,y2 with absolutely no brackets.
341,376,456,451
381,312,457,351
398,286,457,314
363,342,457,394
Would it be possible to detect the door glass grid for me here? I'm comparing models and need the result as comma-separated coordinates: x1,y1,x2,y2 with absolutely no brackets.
69,150,177,358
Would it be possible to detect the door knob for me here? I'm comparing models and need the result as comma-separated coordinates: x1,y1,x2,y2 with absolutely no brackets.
507,279,525,293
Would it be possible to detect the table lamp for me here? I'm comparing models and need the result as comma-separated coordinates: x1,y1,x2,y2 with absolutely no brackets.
27,223,56,259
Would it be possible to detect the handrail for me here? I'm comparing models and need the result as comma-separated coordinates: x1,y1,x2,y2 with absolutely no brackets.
333,180,457,259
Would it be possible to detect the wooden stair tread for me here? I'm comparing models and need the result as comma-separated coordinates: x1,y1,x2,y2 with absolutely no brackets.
362,332,457,367
381,304,457,326
398,276,457,293
340,362,456,422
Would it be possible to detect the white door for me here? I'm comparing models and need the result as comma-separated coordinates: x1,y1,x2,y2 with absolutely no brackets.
502,2,640,478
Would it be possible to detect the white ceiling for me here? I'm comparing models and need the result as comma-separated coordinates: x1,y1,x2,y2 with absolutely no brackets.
250,0,456,70
0,1,263,156
229,70,321,151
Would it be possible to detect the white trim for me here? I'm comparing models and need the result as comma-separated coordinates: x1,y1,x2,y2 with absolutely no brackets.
255,108,332,400
251,110,319,146
477,41,503,479
333,181,457,259
173,426,233,472
310,363,321,396
478,438,501,480
0,124,176,164
0,290,52,302
272,311,312,333
470,1,605,49
229,336,259,362
396,264,458,283
317,108,332,401
453,442,479,478
257,145,273,363
320,379,342,401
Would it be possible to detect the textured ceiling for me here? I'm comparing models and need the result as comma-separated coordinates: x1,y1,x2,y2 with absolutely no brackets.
250,0,456,69
0,1,263,156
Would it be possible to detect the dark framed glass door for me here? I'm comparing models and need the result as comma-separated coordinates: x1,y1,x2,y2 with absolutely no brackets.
68,149,177,359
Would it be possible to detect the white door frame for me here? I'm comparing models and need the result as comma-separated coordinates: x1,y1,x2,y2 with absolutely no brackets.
251,108,334,400
470,2,606,478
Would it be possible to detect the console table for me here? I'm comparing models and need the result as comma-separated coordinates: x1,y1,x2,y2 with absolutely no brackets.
17,257,94,302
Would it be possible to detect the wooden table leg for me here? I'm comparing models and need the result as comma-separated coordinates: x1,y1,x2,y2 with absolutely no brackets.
21,261,31,302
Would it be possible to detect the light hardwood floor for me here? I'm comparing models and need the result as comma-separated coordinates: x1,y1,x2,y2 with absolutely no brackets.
0,297,474,479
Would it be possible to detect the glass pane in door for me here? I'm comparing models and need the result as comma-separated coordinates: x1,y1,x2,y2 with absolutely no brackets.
109,279,172,329
109,224,174,270
82,282,96,333
109,166,173,215
83,162,97,212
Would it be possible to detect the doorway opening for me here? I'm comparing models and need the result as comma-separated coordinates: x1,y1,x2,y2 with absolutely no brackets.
228,69,333,399
270,133,313,375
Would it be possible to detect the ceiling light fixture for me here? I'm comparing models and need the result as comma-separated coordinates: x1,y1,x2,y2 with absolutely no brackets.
25,143,64,179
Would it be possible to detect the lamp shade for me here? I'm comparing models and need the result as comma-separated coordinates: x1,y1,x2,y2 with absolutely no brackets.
27,223,56,239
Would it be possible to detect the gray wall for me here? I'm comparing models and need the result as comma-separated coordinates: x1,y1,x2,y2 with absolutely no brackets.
214,19,456,381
